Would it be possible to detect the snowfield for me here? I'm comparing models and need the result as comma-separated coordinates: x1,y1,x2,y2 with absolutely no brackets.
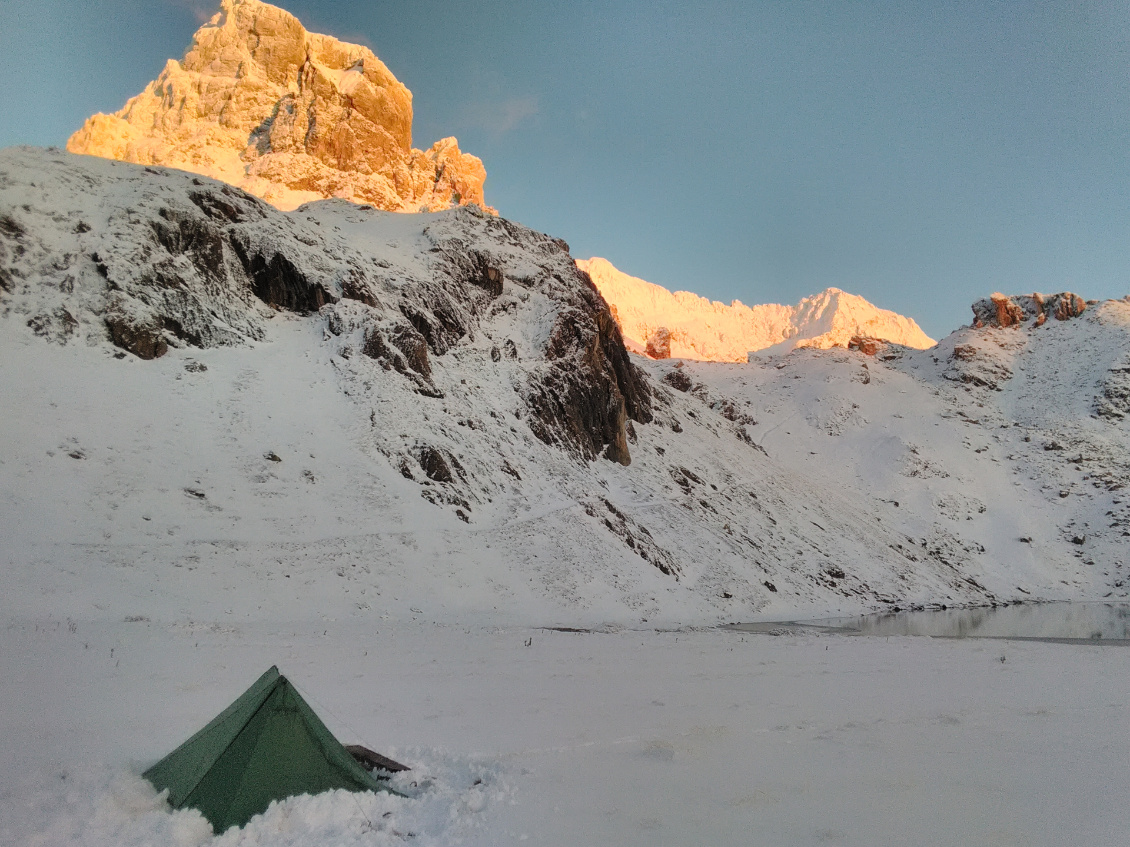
2,147,1129,845
3,620,1129,846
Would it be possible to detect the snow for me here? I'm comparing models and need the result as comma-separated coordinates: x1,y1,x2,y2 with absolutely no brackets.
3,146,1040,629
3,620,1130,846
578,256,935,360
3,147,1130,844
2,147,1127,622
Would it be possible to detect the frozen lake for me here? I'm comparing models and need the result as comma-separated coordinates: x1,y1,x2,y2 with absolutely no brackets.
731,602,1130,643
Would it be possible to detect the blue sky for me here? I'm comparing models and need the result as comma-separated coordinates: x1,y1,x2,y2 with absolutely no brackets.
1,0,1126,337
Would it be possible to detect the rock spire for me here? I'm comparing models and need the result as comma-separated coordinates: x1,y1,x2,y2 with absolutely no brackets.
67,0,490,213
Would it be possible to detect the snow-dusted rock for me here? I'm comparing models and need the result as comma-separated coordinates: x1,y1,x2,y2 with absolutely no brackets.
972,291,1087,329
847,335,886,356
3,147,1128,626
578,256,935,361
658,295,1130,609
0,147,645,467
67,0,489,214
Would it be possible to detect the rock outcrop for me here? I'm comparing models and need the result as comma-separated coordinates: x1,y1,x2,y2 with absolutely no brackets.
972,292,1087,329
847,335,886,356
577,257,935,361
67,0,489,214
645,327,672,359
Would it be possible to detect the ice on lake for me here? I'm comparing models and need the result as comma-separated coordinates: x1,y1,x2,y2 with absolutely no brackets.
733,602,1130,642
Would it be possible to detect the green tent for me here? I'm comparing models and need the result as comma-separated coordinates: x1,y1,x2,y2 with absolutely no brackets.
144,666,399,833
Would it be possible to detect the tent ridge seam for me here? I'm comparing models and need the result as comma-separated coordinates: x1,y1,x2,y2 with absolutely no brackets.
180,674,285,808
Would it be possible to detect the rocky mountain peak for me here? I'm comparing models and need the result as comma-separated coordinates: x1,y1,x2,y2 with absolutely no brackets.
67,0,490,214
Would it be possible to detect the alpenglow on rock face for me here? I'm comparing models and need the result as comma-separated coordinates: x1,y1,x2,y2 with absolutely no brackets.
971,292,1087,329
579,257,935,361
67,0,489,213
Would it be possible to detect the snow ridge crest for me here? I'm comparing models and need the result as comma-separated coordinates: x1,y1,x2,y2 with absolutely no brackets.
577,256,935,361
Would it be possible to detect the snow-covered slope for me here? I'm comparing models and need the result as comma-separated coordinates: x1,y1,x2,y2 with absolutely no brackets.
67,0,489,214
665,297,1130,605
1,148,1126,633
579,255,935,360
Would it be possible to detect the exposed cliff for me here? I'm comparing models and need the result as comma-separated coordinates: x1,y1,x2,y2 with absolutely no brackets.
67,0,489,214
578,256,935,361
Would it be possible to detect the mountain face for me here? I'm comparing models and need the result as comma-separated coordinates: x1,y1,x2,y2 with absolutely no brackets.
579,256,935,361
67,0,488,214
2,148,1127,628
0,147,643,465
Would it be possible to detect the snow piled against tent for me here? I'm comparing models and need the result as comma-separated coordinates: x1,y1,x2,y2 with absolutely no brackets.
3,751,515,847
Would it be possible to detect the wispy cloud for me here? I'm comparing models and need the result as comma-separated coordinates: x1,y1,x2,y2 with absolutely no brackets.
166,0,220,25
459,96,539,139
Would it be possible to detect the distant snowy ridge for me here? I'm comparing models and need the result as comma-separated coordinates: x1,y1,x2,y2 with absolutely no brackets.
67,0,489,214
578,256,935,361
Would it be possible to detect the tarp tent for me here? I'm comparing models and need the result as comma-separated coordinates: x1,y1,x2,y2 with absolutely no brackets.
144,666,398,833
